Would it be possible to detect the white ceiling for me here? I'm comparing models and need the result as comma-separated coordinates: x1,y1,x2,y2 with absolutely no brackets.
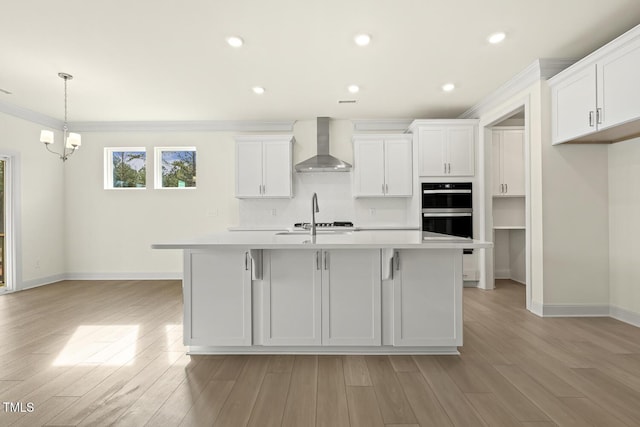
1,0,640,122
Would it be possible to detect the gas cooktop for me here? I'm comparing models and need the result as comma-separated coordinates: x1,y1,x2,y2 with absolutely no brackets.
293,221,355,230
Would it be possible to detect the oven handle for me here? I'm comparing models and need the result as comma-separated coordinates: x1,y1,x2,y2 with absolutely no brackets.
423,189,471,194
423,212,472,217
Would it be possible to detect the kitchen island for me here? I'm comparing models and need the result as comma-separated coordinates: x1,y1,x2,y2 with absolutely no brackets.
153,230,491,355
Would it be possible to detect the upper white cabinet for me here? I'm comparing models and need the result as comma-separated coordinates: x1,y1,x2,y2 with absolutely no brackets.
235,135,293,198
492,127,525,196
550,25,640,144
352,135,413,197
409,120,477,177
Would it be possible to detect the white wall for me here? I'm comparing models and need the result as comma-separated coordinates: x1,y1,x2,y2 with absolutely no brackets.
476,79,610,313
493,229,526,284
64,130,239,277
540,80,610,306
0,112,66,289
509,229,526,284
608,137,640,321
494,229,511,278
63,119,414,277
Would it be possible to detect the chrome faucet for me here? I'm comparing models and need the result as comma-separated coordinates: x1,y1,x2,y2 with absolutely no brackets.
311,192,320,236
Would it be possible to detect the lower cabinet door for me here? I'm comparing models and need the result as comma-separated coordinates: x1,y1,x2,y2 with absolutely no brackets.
262,250,322,346
321,249,381,346
392,249,462,347
185,249,252,346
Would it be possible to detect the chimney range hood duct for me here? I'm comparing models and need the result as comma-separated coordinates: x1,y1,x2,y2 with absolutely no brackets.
295,117,352,172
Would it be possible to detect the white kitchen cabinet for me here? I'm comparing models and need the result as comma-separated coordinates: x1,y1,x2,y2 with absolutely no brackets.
262,249,381,346
409,120,476,177
550,27,640,144
392,249,462,347
492,127,525,196
352,135,413,197
321,249,381,346
184,249,252,346
262,250,321,346
235,135,293,198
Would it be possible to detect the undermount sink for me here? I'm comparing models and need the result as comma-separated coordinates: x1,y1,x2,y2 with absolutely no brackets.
275,230,354,236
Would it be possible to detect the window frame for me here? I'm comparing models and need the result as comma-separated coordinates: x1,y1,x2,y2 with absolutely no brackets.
104,147,148,190
154,146,197,190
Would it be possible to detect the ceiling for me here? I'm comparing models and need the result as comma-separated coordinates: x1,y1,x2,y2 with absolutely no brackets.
1,0,640,122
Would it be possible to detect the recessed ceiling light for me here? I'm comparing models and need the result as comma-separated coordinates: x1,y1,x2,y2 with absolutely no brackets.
354,34,371,46
226,36,244,48
442,83,455,92
488,32,506,44
252,86,265,94
347,84,360,94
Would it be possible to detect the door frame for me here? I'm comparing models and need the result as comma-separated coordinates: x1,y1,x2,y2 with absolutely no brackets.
478,96,532,311
0,152,22,293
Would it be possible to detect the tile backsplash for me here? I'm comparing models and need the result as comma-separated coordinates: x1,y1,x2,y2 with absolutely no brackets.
238,173,412,228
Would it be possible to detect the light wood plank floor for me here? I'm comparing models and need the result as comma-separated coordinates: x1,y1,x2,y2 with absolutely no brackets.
0,279,639,426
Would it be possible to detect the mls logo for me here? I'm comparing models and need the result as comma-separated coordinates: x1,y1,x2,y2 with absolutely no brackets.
2,401,35,413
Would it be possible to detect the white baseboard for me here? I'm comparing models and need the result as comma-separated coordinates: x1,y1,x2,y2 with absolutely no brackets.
7,273,182,293
530,300,543,317
64,272,182,281
540,304,610,317
610,305,640,328
494,269,511,279
20,274,67,291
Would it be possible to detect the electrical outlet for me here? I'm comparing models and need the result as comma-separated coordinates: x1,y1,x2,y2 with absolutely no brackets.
369,208,376,216
271,209,277,216
35,260,40,270
206,208,219,217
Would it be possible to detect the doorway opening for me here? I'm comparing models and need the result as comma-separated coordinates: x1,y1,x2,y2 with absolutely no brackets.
1,158,5,288
481,100,532,311
0,154,14,293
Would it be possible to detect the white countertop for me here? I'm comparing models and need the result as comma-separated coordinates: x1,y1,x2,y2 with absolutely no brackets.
152,230,492,250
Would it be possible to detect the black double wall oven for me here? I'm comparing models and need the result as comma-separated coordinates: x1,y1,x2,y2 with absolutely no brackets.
421,182,473,253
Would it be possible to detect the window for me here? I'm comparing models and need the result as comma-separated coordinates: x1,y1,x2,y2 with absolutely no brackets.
104,148,147,189
154,147,197,189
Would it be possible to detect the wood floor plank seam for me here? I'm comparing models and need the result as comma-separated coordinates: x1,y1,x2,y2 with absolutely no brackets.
1,279,640,427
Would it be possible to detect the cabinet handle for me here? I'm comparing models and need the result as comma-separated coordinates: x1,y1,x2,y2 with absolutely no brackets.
382,183,385,194
244,252,249,271
394,251,400,271
385,183,389,194
505,183,508,193
448,163,451,174
589,111,595,127
596,108,603,124
315,251,320,270
324,251,329,270
444,163,447,174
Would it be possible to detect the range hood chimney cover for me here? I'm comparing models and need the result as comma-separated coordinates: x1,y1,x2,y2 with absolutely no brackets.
295,117,352,172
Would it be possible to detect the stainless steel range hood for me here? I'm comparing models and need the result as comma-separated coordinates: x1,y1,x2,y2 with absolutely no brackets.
295,117,352,172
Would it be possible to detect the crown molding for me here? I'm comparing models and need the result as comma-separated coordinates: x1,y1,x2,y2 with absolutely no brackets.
0,101,296,133
0,100,63,129
68,120,296,133
459,59,576,119
352,119,414,132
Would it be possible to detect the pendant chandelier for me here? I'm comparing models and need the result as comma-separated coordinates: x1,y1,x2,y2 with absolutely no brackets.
40,72,81,161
